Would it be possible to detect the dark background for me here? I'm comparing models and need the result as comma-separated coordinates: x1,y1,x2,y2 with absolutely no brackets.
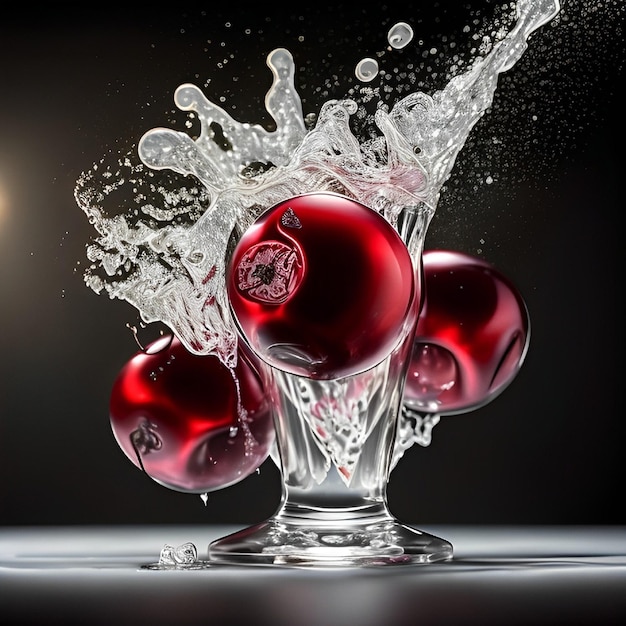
0,1,623,528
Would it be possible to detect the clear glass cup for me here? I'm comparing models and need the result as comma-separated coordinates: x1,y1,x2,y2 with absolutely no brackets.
209,205,453,567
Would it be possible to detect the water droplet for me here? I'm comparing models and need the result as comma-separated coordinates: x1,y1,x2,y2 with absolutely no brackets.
355,58,379,82
388,22,414,49
200,493,208,506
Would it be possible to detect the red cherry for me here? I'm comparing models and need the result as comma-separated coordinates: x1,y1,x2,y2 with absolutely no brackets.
227,192,416,379
109,335,274,493
403,250,530,415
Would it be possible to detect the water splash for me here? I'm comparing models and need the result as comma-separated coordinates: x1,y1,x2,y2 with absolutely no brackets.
76,1,560,372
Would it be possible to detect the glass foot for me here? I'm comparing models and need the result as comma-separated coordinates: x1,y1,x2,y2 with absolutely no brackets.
209,515,453,567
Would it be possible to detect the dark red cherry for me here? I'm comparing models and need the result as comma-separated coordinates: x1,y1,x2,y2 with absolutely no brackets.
227,192,416,379
109,335,274,493
403,250,530,415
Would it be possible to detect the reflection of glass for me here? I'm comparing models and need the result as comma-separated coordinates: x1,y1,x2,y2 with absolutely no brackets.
209,200,453,566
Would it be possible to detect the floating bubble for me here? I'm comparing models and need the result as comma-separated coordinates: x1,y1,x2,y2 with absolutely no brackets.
388,22,414,49
354,57,379,82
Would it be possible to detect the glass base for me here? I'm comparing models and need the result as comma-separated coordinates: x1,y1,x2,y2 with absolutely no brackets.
208,512,453,567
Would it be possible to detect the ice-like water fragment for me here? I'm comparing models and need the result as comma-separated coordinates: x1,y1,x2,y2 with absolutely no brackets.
391,410,441,470
142,541,209,570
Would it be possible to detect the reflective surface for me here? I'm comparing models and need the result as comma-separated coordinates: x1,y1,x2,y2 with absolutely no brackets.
109,337,274,493
2,525,625,625
404,250,530,415
227,193,416,380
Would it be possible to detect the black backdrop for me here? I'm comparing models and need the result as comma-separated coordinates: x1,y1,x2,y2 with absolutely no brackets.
0,1,623,527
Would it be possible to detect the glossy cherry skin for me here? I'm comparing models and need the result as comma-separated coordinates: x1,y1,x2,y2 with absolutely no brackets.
109,335,274,493
227,192,416,379
403,250,530,415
